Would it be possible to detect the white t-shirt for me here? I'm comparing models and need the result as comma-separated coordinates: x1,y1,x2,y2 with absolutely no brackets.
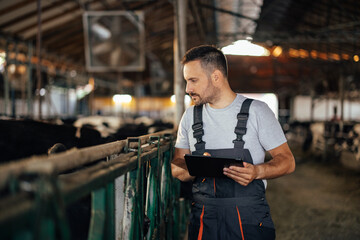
175,94,287,187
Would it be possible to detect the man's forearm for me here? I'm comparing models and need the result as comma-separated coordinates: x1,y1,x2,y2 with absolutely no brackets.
171,163,194,181
172,157,188,169
255,152,295,180
171,157,195,182
171,148,195,182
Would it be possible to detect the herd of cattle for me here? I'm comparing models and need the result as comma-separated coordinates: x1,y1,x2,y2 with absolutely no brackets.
0,116,173,163
286,121,360,171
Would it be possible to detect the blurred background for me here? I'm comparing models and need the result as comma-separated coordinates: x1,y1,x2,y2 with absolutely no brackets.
0,0,360,239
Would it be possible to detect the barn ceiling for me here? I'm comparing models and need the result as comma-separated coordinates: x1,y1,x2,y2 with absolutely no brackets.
253,0,360,59
251,0,360,99
0,0,359,97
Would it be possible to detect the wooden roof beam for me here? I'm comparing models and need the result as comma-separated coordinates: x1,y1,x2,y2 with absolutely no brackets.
188,0,206,42
0,0,72,29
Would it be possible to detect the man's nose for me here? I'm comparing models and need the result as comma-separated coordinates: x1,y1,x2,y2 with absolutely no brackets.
185,82,191,93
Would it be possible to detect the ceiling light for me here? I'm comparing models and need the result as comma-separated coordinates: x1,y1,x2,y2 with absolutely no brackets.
310,50,318,59
353,55,359,62
342,54,349,60
299,49,309,58
272,46,282,57
170,95,176,103
288,48,299,58
8,64,16,74
221,40,270,56
0,52,5,66
329,53,340,61
39,88,46,96
319,52,328,60
113,94,132,104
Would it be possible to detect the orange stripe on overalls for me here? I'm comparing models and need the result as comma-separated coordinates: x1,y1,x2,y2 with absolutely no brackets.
197,205,205,240
236,206,245,240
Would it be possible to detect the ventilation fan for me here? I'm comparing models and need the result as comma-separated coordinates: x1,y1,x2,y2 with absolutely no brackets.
83,11,145,72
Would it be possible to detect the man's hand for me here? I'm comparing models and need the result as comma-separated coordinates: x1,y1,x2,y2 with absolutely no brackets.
171,148,195,182
223,142,295,185
223,162,258,186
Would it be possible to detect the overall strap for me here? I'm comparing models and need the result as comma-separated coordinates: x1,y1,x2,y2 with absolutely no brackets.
233,98,253,149
192,104,206,151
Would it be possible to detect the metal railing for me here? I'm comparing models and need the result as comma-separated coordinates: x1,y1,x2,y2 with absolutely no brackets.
0,129,190,240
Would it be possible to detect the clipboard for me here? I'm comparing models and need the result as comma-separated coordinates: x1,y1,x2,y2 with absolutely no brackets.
184,154,243,177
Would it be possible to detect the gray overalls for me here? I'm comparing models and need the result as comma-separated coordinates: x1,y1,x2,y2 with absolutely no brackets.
188,99,275,240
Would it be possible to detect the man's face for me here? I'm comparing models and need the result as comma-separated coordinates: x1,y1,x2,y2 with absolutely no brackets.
183,60,218,106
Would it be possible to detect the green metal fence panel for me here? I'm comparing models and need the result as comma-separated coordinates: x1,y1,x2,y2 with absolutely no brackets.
162,148,175,239
88,183,115,240
88,187,106,240
105,182,115,240
122,168,138,240
145,136,161,240
0,130,190,240
123,138,145,240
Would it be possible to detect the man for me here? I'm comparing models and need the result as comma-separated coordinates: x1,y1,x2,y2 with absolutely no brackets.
171,45,295,240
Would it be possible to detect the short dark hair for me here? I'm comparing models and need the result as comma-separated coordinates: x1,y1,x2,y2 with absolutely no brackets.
181,45,228,78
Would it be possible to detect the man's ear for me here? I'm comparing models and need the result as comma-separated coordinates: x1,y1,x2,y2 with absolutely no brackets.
211,70,222,85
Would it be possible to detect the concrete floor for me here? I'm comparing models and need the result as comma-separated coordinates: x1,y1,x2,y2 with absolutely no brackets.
266,160,360,240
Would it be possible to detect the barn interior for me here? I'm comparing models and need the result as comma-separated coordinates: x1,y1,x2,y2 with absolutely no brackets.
0,0,360,239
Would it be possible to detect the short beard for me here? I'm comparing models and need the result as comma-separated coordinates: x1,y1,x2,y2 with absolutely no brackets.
191,79,219,106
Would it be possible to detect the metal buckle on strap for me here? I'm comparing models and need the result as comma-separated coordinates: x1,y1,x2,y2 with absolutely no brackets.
234,127,247,135
233,139,245,149
233,138,244,143
192,122,203,131
193,129,204,138
195,141,206,147
237,113,249,121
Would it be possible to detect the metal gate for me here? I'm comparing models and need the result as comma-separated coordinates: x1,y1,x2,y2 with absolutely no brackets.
0,129,190,239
